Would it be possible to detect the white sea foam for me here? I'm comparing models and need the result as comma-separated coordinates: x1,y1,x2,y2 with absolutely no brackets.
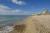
0,26,14,33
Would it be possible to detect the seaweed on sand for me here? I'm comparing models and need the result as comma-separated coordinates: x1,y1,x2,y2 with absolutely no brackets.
10,24,26,33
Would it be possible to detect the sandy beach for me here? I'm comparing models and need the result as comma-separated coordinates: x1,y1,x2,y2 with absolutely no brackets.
9,14,50,33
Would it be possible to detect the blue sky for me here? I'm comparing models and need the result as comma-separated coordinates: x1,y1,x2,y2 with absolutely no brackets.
0,0,50,15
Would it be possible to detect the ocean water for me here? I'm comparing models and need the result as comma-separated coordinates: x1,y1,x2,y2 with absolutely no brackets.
0,15,28,27
0,15,29,33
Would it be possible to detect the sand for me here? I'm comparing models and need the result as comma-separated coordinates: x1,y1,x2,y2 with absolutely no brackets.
10,15,50,33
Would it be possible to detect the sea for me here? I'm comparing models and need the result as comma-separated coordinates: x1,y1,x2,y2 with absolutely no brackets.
0,15,29,27
0,15,30,33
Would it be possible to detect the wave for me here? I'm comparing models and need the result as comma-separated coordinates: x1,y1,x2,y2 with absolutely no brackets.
0,25,14,33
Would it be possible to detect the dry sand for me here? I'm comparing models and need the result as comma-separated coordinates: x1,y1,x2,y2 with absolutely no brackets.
24,15,50,33
10,15,50,33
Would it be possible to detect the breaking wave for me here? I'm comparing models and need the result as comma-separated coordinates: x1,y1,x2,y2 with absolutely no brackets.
0,25,14,33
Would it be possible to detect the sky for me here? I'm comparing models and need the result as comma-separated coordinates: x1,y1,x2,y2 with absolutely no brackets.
0,0,50,15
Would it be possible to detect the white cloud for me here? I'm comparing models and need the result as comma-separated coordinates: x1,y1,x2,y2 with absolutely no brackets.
12,0,26,5
0,5,21,15
0,5,11,9
0,5,32,15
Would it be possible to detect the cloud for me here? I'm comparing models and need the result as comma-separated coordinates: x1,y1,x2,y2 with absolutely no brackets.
12,0,26,5
0,5,32,15
0,5,20,15
0,5,11,9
